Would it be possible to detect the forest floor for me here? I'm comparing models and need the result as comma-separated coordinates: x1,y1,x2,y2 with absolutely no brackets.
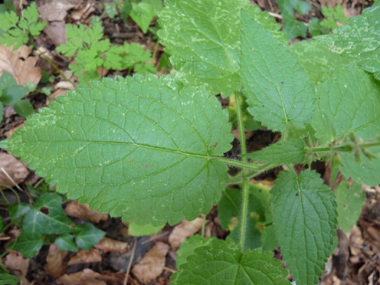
0,0,379,284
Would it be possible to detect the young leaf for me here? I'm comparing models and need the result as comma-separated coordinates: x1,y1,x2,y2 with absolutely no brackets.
8,231,44,258
335,180,365,233
320,4,349,30
22,193,76,237
14,100,34,118
8,203,31,222
75,223,105,250
277,0,309,39
316,4,380,79
128,221,165,236
240,11,315,132
55,233,78,252
270,169,337,285
175,235,217,269
0,75,233,226
130,1,157,33
158,1,285,97
312,63,380,145
172,238,290,284
244,139,306,164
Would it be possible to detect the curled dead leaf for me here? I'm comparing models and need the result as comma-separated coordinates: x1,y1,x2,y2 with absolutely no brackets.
131,242,169,284
65,200,108,223
95,237,129,253
68,248,102,266
0,45,41,86
46,244,69,278
169,217,203,248
38,0,75,21
57,268,125,285
0,153,29,189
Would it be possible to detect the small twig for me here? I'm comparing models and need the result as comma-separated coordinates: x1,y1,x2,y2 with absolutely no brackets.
164,266,176,273
124,238,137,285
141,230,170,245
268,12,283,19
111,32,138,39
0,167,23,193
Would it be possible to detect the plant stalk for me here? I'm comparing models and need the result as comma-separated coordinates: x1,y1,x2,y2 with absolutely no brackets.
310,141,380,153
234,93,249,251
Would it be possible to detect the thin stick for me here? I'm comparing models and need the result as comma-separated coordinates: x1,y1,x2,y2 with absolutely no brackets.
124,238,137,285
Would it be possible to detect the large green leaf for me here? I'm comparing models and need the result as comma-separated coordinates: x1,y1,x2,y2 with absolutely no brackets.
271,169,337,285
172,238,290,284
335,180,365,233
240,11,315,132
158,0,285,97
0,75,233,226
316,4,380,79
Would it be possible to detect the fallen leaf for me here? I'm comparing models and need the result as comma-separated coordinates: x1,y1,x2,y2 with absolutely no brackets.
65,200,109,223
38,0,75,21
71,3,95,21
95,237,129,253
0,45,41,86
3,251,30,281
68,248,102,266
169,217,203,248
57,269,125,285
5,123,24,138
46,244,69,278
0,153,29,189
44,21,68,46
131,242,169,284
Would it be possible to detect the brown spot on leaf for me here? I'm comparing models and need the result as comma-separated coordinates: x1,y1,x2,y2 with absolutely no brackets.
145,164,149,168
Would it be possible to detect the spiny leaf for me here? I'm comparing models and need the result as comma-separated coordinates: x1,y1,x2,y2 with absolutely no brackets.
244,139,306,164
158,0,285,97
240,11,316,132
316,4,380,79
0,75,233,226
271,169,337,285
172,238,290,284
335,180,365,233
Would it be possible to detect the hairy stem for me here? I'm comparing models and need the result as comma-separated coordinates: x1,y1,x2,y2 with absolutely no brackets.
235,93,249,251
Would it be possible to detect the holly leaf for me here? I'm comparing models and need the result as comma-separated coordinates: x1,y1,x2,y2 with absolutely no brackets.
270,169,337,285
158,1,285,97
22,193,76,238
176,235,217,269
172,238,290,284
75,223,105,250
0,75,233,226
316,4,380,79
240,11,315,132
335,180,365,233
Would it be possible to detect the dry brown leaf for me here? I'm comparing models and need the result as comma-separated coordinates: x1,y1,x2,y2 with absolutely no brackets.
131,242,169,284
0,45,41,86
46,244,69,278
5,123,24,138
65,200,109,223
71,3,95,21
3,251,31,285
57,269,125,285
95,237,129,253
38,0,75,21
44,21,68,46
169,217,203,248
68,248,102,266
0,153,29,189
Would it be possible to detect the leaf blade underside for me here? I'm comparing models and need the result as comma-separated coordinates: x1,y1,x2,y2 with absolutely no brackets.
0,75,233,226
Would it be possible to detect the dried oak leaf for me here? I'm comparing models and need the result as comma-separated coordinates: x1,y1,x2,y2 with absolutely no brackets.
131,242,169,284
169,217,203,248
0,44,41,86
46,244,69,278
94,237,129,253
67,248,102,266
0,153,28,189
65,200,108,223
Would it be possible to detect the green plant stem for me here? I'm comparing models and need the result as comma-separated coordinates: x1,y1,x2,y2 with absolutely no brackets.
227,163,280,185
30,40,76,88
310,141,380,153
235,93,249,251
0,184,20,204
201,214,206,238
217,158,267,170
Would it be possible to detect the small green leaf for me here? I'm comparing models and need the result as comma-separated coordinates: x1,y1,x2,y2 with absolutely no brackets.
277,0,309,39
104,3,118,19
22,193,76,238
176,235,217,269
240,11,315,132
55,234,78,252
172,238,290,284
130,1,156,33
75,223,105,250
14,100,34,118
335,180,365,233
320,4,349,30
0,75,233,226
0,72,17,89
8,203,31,222
128,221,165,236
244,139,306,164
1,86,29,106
316,4,380,78
0,273,19,285
271,169,337,285
8,231,44,258
121,1,132,19
24,82,37,92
